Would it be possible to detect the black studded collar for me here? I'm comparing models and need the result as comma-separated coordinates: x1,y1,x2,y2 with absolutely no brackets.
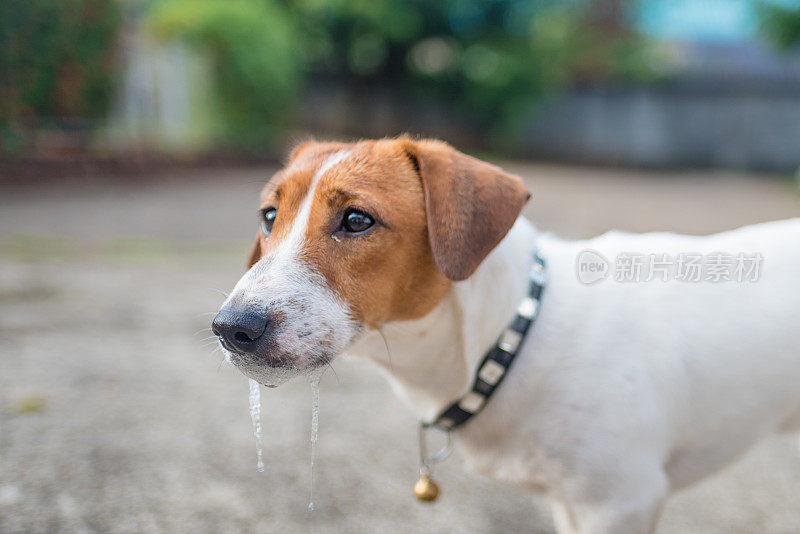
427,251,546,430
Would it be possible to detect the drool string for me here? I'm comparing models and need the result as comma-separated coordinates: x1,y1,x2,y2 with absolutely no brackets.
248,378,265,472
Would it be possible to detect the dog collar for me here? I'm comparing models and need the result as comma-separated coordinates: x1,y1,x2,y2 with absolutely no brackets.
414,250,546,502
429,250,546,431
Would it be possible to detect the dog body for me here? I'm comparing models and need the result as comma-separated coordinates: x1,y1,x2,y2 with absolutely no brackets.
351,216,800,533
213,138,800,533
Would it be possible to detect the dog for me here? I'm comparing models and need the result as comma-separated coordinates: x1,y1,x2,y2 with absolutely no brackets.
212,137,800,533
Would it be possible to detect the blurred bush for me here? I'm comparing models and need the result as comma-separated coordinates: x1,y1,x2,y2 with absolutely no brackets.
147,0,656,150
759,1,800,49
292,0,655,144
0,0,121,154
147,0,301,149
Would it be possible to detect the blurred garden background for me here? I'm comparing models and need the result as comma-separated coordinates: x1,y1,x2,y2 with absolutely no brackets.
2,0,800,173
2,2,800,533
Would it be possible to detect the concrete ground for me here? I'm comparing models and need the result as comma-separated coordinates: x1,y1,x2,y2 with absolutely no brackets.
1,163,799,534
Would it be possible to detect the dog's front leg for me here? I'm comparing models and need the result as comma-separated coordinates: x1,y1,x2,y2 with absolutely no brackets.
549,468,668,534
552,502,579,534
550,496,665,534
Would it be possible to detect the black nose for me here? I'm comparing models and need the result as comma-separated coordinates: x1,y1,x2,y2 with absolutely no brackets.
212,308,270,354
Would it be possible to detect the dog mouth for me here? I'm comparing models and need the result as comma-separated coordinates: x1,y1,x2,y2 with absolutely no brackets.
222,344,331,387
211,305,361,387
227,349,296,369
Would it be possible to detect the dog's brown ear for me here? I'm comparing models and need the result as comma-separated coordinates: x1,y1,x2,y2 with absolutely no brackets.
246,233,263,269
403,139,530,281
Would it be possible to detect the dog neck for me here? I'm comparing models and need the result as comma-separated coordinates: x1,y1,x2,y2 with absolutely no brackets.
346,218,539,423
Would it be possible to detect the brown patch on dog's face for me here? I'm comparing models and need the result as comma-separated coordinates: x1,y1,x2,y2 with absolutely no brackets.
245,138,529,330
305,140,453,327
247,140,449,328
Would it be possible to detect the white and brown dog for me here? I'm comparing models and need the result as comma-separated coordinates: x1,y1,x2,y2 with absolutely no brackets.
212,138,800,534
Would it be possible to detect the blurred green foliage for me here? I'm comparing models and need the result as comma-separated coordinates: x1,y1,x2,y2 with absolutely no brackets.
148,0,301,148
148,0,656,148
1,0,657,153
291,0,656,142
759,2,800,49
0,0,120,152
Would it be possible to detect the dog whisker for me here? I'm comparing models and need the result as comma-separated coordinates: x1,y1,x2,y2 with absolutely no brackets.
320,355,339,384
377,327,394,373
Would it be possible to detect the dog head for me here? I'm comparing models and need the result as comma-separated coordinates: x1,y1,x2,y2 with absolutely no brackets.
212,138,529,385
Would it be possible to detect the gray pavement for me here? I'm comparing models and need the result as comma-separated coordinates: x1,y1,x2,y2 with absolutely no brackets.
1,163,799,533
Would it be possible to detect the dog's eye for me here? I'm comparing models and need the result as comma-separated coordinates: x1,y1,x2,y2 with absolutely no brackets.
341,209,374,234
260,208,277,235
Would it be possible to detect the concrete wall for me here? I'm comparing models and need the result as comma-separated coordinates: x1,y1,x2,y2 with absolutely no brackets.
520,85,800,172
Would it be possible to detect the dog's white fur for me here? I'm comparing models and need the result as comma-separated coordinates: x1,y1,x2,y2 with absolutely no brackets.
220,146,800,533
347,216,800,533
223,150,360,375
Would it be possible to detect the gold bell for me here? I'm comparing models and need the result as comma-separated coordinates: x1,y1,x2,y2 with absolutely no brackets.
413,473,440,502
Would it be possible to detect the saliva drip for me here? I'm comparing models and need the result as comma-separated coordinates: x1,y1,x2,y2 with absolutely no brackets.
248,378,265,472
307,371,323,512
246,370,324,510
